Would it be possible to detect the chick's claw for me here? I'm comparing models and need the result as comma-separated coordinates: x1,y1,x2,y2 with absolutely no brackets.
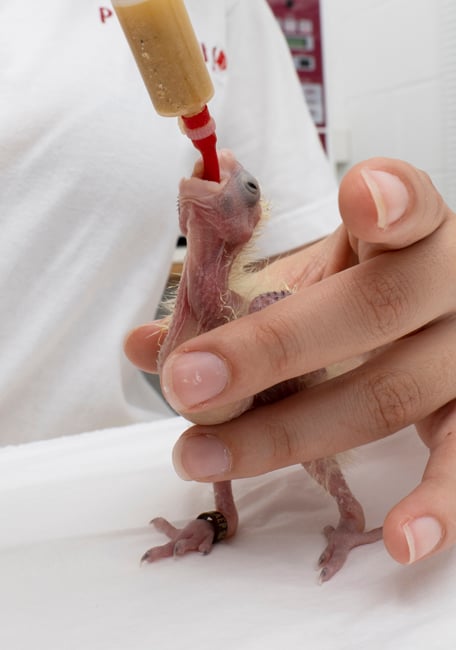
317,522,383,584
141,517,215,564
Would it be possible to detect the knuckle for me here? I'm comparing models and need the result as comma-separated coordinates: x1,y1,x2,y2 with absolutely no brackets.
352,268,414,339
362,369,424,432
262,415,298,466
251,313,302,380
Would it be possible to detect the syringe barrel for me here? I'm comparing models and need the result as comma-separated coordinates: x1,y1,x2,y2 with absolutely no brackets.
112,0,214,117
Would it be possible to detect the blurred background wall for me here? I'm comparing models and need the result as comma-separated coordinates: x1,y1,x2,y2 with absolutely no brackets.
322,0,456,207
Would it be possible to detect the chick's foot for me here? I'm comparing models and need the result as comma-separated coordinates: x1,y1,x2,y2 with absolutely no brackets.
317,521,383,583
141,517,215,563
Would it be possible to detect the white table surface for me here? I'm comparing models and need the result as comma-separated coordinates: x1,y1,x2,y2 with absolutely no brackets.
0,416,454,650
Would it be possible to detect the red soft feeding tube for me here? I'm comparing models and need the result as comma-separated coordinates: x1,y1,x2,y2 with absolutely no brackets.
181,106,220,183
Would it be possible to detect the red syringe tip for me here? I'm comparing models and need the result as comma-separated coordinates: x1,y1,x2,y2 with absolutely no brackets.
181,107,220,183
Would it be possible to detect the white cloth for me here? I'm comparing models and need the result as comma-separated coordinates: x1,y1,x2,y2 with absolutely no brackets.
0,420,454,650
0,0,339,444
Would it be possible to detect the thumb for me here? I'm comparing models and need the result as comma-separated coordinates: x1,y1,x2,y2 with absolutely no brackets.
124,321,165,373
339,157,448,254
382,432,456,564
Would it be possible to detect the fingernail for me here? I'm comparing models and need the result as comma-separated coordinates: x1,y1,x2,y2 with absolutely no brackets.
402,516,443,563
361,169,409,229
172,435,232,480
162,351,229,411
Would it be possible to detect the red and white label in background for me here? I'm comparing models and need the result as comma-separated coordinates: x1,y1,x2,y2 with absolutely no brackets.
99,7,113,23
202,44,227,72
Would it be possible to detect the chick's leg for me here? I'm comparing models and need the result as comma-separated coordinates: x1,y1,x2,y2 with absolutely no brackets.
303,458,382,583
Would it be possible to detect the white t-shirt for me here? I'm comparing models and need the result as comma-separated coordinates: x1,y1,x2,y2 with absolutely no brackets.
0,0,339,444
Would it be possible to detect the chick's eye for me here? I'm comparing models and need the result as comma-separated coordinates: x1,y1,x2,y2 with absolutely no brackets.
239,171,260,206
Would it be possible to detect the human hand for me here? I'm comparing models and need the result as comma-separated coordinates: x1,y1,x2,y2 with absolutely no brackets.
125,157,456,566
